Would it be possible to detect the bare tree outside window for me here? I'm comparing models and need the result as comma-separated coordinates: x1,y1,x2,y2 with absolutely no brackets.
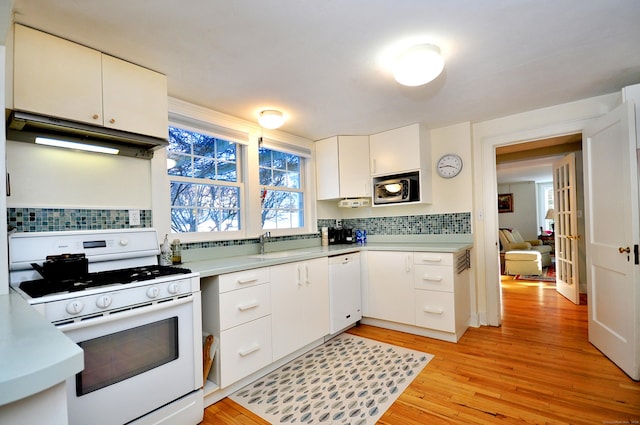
168,127,240,233
259,147,304,229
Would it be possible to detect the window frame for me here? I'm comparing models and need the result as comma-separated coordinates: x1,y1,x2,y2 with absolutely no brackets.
151,99,317,243
259,146,306,231
167,125,244,236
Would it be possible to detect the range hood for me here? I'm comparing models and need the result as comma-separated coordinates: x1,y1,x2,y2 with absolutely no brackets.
6,111,169,159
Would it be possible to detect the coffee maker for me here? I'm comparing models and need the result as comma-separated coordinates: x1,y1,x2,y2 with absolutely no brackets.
327,227,354,244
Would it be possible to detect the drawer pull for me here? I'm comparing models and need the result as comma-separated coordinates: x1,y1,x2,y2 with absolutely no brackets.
422,275,443,282
423,307,444,315
238,344,261,357
237,276,258,284
237,301,259,311
421,257,442,263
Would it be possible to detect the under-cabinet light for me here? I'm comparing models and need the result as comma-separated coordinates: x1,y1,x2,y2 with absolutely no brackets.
35,137,120,155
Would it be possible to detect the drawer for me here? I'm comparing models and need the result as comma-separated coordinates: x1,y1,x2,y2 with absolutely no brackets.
414,252,453,266
219,315,272,388
414,290,455,333
217,267,270,293
414,265,454,292
219,283,271,330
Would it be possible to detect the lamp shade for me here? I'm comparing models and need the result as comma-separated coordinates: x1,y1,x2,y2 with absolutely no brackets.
258,110,285,129
545,208,555,220
393,44,444,87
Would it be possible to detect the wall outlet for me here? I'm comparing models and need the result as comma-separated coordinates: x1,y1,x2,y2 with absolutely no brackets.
336,219,343,228
129,209,141,226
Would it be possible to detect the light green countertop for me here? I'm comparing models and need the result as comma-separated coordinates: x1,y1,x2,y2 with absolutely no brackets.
0,291,83,406
185,242,473,278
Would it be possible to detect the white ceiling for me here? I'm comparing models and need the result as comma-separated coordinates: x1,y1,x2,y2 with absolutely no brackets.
496,156,561,184
10,0,640,141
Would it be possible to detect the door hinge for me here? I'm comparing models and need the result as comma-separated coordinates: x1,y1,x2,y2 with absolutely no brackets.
635,244,639,265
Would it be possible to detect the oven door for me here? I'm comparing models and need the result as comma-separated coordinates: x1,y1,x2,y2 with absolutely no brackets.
58,293,202,425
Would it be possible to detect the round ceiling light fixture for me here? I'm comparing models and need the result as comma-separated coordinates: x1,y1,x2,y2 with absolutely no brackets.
258,109,285,129
393,44,444,87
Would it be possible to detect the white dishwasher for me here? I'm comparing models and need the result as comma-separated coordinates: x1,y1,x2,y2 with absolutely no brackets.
329,252,362,334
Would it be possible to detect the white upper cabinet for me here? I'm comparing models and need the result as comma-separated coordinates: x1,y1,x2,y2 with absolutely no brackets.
315,135,370,200
13,24,168,139
101,55,168,139
369,123,431,176
13,24,103,126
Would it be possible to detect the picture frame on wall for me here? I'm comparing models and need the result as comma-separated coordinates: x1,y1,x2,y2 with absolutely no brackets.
498,193,513,213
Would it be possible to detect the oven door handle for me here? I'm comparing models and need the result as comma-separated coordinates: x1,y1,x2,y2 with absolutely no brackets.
55,295,195,332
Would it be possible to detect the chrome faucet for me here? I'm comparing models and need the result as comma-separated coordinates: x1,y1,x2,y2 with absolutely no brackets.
259,231,271,254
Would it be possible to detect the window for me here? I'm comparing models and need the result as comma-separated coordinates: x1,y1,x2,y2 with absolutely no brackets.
259,147,304,229
537,182,554,232
167,126,241,233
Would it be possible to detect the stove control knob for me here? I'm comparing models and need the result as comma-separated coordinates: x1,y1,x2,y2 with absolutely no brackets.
167,282,180,294
66,301,84,315
146,287,160,298
96,295,112,309
120,239,128,246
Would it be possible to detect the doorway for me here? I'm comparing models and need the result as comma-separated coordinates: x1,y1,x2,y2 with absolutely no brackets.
495,134,586,304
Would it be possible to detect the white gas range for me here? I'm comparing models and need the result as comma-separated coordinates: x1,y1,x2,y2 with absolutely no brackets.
9,228,203,425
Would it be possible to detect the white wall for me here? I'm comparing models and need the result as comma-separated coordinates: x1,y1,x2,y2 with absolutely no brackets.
6,141,152,209
497,181,537,240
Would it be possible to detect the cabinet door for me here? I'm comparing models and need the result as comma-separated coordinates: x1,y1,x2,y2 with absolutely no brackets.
102,55,169,139
13,25,103,125
271,258,329,360
219,315,272,388
414,290,456,332
369,124,421,175
366,251,414,324
338,136,371,198
315,136,340,200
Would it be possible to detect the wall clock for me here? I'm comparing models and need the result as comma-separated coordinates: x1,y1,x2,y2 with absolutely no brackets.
436,154,463,178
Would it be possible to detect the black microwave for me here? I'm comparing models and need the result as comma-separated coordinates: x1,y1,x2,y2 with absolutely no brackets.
373,174,420,205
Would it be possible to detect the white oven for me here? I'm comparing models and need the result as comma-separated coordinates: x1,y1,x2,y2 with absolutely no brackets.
9,229,203,425
59,289,202,425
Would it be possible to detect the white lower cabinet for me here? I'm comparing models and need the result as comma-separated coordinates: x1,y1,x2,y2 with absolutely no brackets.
366,251,414,324
202,268,273,389
202,258,330,390
271,257,330,361
218,315,272,388
366,250,470,342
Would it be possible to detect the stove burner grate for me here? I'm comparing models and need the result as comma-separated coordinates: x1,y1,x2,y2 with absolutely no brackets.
19,265,193,298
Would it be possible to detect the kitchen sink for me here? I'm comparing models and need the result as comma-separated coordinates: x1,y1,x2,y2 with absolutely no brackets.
249,250,314,259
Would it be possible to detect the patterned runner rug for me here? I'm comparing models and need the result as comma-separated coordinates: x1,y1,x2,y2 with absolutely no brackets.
230,332,433,425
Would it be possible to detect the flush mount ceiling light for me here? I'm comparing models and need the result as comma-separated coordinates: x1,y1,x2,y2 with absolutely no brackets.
258,110,285,129
393,44,444,87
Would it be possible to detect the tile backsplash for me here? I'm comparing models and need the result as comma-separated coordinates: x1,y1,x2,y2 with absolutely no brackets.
7,208,152,232
8,208,471,251
318,212,471,235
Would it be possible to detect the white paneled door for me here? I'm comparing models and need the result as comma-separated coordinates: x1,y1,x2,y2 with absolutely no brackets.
583,102,639,381
553,153,580,304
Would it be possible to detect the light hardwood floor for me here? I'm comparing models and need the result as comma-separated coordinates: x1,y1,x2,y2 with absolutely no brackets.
201,276,640,424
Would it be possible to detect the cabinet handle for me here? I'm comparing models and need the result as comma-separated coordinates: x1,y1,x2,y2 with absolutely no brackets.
237,276,258,284
297,265,302,286
372,158,376,174
405,255,411,273
238,344,261,357
422,275,443,282
421,257,442,263
109,118,116,124
305,264,310,284
237,301,259,311
92,114,99,120
423,307,444,315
